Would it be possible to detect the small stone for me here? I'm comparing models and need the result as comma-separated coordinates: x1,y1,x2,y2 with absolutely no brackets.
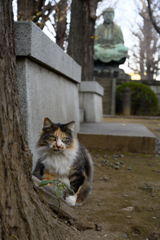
152,217,157,219
141,184,154,193
128,167,132,170
148,163,151,166
83,221,95,229
122,233,128,238
151,193,156,197
97,203,101,206
116,162,120,165
132,233,139,236
115,166,119,170
122,206,134,212
120,161,124,164
127,216,131,219
104,177,109,181
152,169,156,171
103,155,107,158
119,155,124,158
99,178,103,180
95,223,102,231
113,155,118,158
123,195,129,198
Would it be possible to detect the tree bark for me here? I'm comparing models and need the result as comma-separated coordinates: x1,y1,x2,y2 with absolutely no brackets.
0,1,77,239
67,0,99,81
54,0,67,49
17,0,68,49
17,0,36,21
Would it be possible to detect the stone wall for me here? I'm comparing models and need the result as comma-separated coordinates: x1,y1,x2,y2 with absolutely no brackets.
15,21,81,169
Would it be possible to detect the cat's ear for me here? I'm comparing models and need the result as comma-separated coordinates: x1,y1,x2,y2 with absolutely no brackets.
43,117,53,130
65,121,75,131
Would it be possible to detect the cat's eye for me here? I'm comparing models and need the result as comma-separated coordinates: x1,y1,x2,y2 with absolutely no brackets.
49,136,56,141
62,137,68,142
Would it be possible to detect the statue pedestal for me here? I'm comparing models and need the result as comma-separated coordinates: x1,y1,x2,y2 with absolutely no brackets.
79,81,104,122
94,66,131,115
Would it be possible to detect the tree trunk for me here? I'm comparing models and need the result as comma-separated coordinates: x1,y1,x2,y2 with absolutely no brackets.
17,0,36,21
67,0,98,81
54,0,67,49
0,1,77,239
147,0,160,34
17,0,68,48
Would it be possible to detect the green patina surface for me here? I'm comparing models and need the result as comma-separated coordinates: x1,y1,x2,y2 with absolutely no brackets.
94,7,128,63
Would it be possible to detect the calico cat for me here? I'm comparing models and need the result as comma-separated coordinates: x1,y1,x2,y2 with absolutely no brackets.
33,117,93,206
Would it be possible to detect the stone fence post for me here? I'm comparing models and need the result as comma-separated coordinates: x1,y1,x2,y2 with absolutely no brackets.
123,87,130,116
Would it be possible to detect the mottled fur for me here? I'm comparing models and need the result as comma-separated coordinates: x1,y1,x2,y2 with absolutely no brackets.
33,117,93,206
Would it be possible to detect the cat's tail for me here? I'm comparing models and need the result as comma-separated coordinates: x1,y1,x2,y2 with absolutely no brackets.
76,148,93,206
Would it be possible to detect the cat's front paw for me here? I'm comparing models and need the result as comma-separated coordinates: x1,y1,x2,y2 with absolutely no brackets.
66,195,77,206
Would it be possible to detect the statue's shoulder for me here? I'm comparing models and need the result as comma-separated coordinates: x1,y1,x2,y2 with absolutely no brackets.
113,23,122,32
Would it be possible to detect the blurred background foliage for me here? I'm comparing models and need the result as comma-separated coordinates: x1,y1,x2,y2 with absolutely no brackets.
116,82,158,115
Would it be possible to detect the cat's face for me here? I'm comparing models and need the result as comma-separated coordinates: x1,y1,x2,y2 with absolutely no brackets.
37,118,75,153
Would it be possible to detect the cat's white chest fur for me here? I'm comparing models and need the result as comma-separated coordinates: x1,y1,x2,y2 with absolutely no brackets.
43,153,72,176
41,141,78,178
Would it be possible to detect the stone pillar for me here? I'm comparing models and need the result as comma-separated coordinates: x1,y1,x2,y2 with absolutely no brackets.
111,78,116,115
79,81,104,122
123,87,131,115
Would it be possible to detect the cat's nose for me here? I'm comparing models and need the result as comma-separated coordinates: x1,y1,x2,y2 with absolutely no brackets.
57,145,61,149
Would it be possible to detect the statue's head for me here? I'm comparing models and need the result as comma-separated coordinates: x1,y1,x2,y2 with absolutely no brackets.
103,7,114,24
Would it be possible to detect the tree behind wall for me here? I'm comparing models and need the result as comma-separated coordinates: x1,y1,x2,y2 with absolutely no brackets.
130,1,160,80
0,0,76,238
17,0,68,49
147,0,160,34
67,0,99,81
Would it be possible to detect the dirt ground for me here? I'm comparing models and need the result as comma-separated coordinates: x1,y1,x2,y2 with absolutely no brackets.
67,118,160,240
